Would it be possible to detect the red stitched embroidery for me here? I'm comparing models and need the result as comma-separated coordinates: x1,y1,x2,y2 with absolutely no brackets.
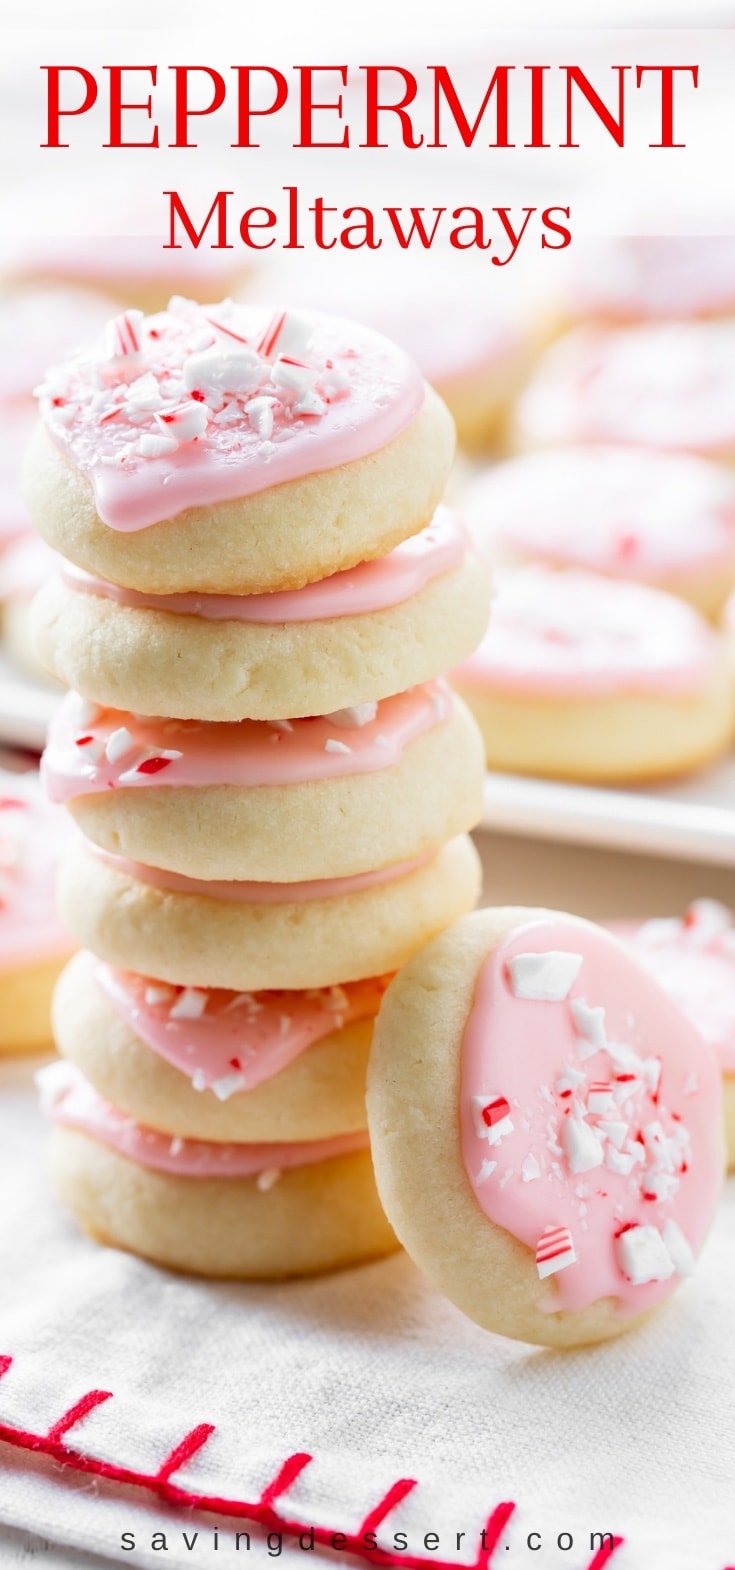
0,1355,627,1569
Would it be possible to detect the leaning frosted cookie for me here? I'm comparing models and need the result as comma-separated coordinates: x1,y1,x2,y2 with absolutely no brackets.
452,568,734,784
367,907,724,1347
32,509,490,720
27,299,455,594
465,448,735,619
42,684,484,881
514,323,735,461
561,236,735,327
41,1062,396,1279
58,835,481,991
0,774,74,1052
611,902,735,1172
53,950,387,1142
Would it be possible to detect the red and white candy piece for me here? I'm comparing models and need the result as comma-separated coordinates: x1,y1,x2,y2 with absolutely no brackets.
615,1224,674,1285
536,1224,577,1279
473,1094,514,1146
155,401,208,443
104,310,144,360
508,950,583,1002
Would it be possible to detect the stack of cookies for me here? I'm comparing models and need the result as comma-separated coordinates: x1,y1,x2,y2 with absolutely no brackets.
28,297,489,1279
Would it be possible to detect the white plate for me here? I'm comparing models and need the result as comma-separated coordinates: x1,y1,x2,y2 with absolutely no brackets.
1,659,732,866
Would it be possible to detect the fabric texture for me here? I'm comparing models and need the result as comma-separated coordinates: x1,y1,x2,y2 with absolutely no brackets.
0,1058,733,1570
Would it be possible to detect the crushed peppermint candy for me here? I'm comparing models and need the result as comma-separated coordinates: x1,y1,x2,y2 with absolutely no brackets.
507,950,583,1002
536,1225,577,1279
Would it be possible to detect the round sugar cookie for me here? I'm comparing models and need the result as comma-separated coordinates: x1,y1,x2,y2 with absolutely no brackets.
32,510,490,721
53,949,385,1142
514,322,735,462
610,901,735,1171
58,834,482,991
42,684,484,881
27,299,455,594
464,448,735,619
42,1064,396,1279
0,774,74,1053
0,404,36,550
561,236,735,327
367,907,724,1348
452,567,733,784
10,233,248,315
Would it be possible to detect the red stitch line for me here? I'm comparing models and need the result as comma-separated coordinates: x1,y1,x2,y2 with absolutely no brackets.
475,1503,517,1570
0,1357,12,1379
361,1479,417,1534
46,1390,113,1442
584,1539,624,1569
155,1423,216,1484
259,1452,313,1510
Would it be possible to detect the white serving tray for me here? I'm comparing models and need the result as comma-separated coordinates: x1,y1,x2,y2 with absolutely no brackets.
1,657,732,867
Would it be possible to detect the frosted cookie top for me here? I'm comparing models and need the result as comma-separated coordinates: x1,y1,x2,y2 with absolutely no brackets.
456,567,718,699
0,772,74,971
516,322,735,458
467,448,735,583
461,916,723,1316
613,902,735,1076
35,298,425,531
568,237,735,324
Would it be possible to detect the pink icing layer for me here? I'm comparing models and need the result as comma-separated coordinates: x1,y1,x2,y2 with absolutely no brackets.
0,288,113,405
91,845,434,905
611,902,735,1077
41,1062,369,1177
95,963,388,1094
518,323,735,458
467,448,735,582
461,917,722,1317
61,507,465,623
0,773,74,971
571,237,735,322
36,299,425,530
455,567,716,699
42,682,452,804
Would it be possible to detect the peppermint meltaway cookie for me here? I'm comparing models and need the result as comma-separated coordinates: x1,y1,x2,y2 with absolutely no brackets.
611,902,735,1171
560,236,735,327
32,508,490,721
0,772,74,1052
58,835,481,992
514,322,735,462
0,534,58,681
42,685,483,881
40,1060,396,1280
26,299,455,593
452,567,733,783
10,234,247,315
367,907,724,1348
464,447,735,619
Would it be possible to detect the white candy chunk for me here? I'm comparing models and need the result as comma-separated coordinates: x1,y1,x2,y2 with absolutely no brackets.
641,1057,662,1097
472,1094,514,1146
105,726,135,765
636,917,682,948
561,1116,605,1174
137,433,178,458
73,697,100,728
183,344,263,397
191,1069,207,1092
613,1075,641,1106
35,1060,75,1114
169,1136,184,1157
211,1073,248,1102
256,1167,282,1192
587,1083,616,1116
125,372,164,412
271,355,318,397
508,951,583,1002
269,718,293,733
605,1147,638,1176
521,1153,541,1183
684,899,732,946
277,310,315,357
642,1121,675,1173
476,1158,498,1183
616,1225,674,1285
245,395,277,439
597,1119,628,1150
155,400,208,442
324,738,352,754
570,997,607,1058
170,988,207,1021
325,703,378,729
641,1170,679,1203
684,1072,700,1096
555,1065,585,1094
295,386,326,417
663,1219,696,1277
144,984,175,1007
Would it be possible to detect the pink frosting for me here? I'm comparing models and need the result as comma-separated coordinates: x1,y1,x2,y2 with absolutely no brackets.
91,845,434,905
95,963,388,1095
571,237,735,323
0,404,36,544
461,917,722,1317
60,507,466,623
518,323,735,458
467,448,735,582
40,1061,369,1177
0,288,113,405
18,234,242,290
35,299,425,530
42,682,452,804
455,567,717,699
0,532,57,601
611,902,735,1077
0,773,74,971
